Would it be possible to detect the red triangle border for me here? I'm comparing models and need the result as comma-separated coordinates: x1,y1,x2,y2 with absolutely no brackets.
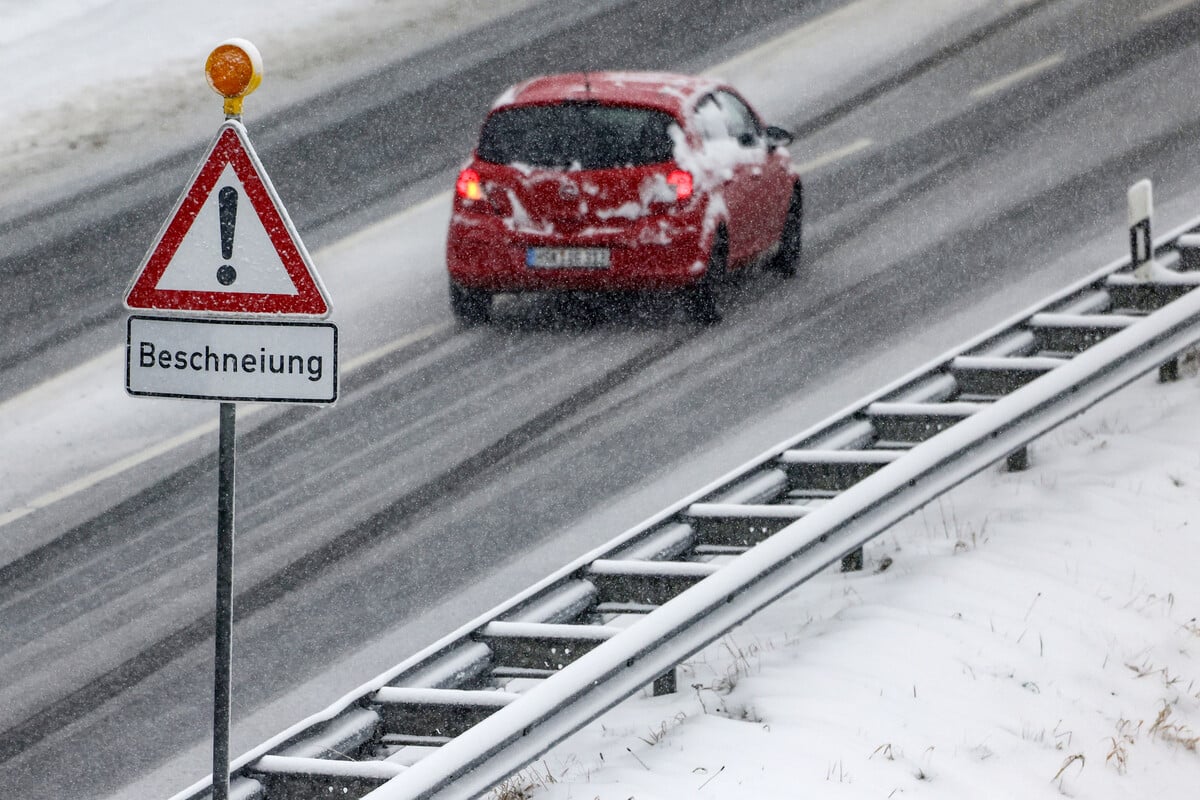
125,122,329,317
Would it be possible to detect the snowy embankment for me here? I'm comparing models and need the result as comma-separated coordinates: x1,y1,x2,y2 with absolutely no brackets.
0,0,539,212
516,367,1200,799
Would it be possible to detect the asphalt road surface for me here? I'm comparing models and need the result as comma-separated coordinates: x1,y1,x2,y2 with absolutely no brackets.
5,0,1200,797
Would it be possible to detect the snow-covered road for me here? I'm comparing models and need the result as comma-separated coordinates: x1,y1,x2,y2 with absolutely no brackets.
0,0,1008,573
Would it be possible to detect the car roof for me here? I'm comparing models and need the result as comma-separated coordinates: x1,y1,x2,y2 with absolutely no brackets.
491,71,724,118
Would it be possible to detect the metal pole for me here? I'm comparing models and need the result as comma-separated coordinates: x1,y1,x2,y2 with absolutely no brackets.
213,401,236,800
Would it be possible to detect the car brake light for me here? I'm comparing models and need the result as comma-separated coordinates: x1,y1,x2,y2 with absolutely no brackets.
666,169,693,202
456,168,483,201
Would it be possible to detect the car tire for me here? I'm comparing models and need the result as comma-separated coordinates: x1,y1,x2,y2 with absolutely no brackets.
768,183,803,277
449,279,492,325
685,230,726,325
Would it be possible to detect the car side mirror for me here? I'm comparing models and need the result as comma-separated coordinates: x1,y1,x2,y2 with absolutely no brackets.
765,125,793,149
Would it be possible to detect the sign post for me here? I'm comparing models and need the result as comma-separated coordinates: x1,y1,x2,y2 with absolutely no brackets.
122,39,336,800
214,399,235,800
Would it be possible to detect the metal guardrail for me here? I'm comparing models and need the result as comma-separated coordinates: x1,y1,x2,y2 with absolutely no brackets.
171,200,1200,800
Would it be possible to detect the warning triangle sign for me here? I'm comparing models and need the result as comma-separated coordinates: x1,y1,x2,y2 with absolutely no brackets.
125,120,330,317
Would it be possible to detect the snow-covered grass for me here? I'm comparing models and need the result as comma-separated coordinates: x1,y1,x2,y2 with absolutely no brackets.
498,366,1200,798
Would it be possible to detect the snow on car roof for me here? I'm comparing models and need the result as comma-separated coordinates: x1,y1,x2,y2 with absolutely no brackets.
491,71,724,116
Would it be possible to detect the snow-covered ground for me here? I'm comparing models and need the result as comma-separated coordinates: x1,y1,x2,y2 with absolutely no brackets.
522,366,1200,799
0,0,542,212
3,1,1200,798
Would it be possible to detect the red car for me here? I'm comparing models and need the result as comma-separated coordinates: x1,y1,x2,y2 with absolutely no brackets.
445,71,802,324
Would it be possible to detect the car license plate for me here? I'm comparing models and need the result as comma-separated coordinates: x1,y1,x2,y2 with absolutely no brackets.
526,247,611,269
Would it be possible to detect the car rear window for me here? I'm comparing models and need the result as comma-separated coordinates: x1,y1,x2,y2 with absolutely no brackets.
477,103,677,169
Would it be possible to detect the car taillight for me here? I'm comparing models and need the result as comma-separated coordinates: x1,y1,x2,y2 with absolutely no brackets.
666,169,693,202
456,168,484,201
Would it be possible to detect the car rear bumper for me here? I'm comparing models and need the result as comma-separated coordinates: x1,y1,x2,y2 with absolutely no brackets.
446,211,710,292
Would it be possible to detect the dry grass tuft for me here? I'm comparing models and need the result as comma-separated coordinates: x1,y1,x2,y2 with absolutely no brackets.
490,761,560,800
1148,703,1200,751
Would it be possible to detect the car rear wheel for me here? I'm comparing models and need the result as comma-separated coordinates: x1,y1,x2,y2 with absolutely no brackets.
449,280,493,325
685,230,726,325
768,183,803,276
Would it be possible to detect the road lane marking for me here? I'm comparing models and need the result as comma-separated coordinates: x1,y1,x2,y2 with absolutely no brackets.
0,418,222,529
343,322,451,373
969,52,1064,99
333,191,452,250
0,322,450,530
1141,0,1197,22
795,138,873,173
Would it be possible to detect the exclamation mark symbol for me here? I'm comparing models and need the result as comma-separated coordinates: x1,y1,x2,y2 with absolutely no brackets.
216,186,238,286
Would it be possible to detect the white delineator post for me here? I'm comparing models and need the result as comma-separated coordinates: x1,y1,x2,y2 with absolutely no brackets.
1127,179,1186,381
1129,178,1153,280
1127,179,1186,382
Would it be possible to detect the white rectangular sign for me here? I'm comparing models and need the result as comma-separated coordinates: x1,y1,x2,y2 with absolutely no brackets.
127,315,337,403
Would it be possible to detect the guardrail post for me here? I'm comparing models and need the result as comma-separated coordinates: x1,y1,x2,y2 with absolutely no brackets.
1005,447,1029,472
840,548,863,572
1130,179,1180,381
652,668,677,696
